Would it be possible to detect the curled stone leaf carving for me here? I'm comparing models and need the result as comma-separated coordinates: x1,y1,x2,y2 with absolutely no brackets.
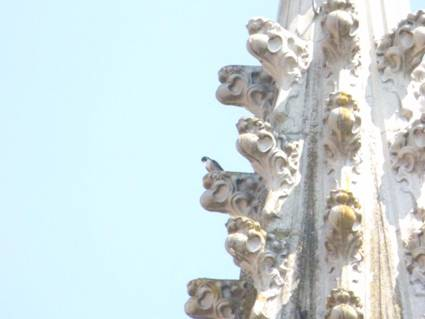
225,217,289,319
323,92,361,161
216,65,277,121
236,117,300,217
246,17,309,88
325,288,363,319
226,217,267,274
377,10,425,78
391,117,425,295
185,278,256,319
321,0,360,72
390,113,425,178
200,171,267,219
325,190,363,262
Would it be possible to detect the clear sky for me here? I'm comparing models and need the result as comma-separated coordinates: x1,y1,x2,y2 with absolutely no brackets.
0,1,422,318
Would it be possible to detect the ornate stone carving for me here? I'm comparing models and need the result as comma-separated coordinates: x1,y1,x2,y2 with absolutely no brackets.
391,114,425,298
324,190,362,261
246,17,309,88
377,11,425,77
185,278,256,319
225,217,289,319
376,12,425,120
325,288,363,319
225,217,268,282
323,92,361,161
407,227,425,297
392,58,425,122
236,117,300,217
405,208,425,297
390,113,425,178
409,57,425,118
200,170,267,219
216,65,277,121
321,0,360,71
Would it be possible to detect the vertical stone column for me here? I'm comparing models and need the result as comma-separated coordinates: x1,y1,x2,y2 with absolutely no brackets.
185,1,425,318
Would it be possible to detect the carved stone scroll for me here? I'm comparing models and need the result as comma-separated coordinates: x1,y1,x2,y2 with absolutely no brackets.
324,190,362,262
225,217,267,278
225,217,288,319
216,65,277,121
236,117,300,217
323,92,361,161
246,17,310,129
389,113,425,210
185,278,256,319
325,288,363,319
390,113,425,177
246,17,309,88
377,11,425,78
321,0,360,72
200,171,267,219
377,12,425,121
390,109,425,310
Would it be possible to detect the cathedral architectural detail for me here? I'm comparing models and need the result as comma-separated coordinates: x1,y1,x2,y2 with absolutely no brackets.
185,0,425,318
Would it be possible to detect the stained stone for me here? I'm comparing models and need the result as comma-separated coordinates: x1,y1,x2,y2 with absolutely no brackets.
186,1,425,318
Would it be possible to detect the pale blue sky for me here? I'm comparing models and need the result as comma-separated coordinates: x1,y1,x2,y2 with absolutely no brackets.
0,1,422,318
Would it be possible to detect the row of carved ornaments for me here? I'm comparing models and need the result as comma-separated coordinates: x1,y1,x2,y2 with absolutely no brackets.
185,0,425,318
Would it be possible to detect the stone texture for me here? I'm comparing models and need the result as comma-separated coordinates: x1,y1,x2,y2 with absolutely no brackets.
185,1,425,318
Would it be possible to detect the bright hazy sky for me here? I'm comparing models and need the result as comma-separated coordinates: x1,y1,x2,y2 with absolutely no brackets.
0,1,422,318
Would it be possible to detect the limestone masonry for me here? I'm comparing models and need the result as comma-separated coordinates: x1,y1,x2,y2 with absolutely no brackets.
185,0,425,318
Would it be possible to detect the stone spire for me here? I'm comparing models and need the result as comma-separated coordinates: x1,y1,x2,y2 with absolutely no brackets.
185,0,425,318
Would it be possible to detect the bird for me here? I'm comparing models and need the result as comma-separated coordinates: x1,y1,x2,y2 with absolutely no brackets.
201,156,223,172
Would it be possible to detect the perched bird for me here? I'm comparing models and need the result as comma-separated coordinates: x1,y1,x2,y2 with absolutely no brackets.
201,156,223,172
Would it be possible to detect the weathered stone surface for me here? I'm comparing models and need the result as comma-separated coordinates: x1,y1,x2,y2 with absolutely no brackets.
390,113,425,178
246,17,309,88
187,1,425,318
321,0,360,72
236,117,300,217
377,11,425,120
323,92,361,161
325,288,363,319
216,65,277,121
225,216,289,319
377,11,425,77
406,224,425,297
185,279,256,319
324,190,362,262
200,170,266,219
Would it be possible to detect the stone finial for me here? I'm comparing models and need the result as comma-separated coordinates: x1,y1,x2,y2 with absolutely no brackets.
246,17,309,87
325,288,363,319
325,190,362,260
200,171,267,219
377,10,425,77
321,0,360,70
323,92,361,160
236,117,300,217
184,278,256,319
216,65,277,121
